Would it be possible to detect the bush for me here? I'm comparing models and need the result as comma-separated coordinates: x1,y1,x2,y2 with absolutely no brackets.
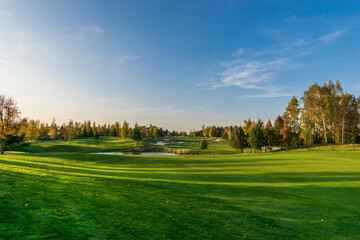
200,140,209,150
5,133,25,145
175,149,198,155
163,147,198,155
6,143,21,151
20,142,31,147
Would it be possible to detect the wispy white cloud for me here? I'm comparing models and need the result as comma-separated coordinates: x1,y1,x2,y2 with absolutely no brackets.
239,93,291,98
234,48,245,56
195,81,209,87
260,27,344,51
238,89,295,99
203,28,345,98
213,56,298,92
214,61,275,89
317,30,344,43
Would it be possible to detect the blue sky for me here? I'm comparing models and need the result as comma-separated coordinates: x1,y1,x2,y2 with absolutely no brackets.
1,0,360,130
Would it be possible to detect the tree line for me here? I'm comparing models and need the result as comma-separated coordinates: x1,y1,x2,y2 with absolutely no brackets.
21,119,171,142
191,80,360,152
0,98,188,154
0,80,359,154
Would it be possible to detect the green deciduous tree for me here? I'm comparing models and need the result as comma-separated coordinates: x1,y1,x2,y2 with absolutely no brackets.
59,124,69,141
209,126,215,138
285,96,300,146
280,115,292,150
264,120,275,152
249,121,265,153
229,126,246,153
25,119,40,142
153,127,159,139
274,115,284,146
200,139,209,150
131,128,142,142
0,96,20,154
121,121,130,139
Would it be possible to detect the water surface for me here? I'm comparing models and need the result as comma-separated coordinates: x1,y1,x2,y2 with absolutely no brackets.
91,152,176,156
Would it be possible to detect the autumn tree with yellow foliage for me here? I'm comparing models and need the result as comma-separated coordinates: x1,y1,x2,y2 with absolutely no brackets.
0,95,20,154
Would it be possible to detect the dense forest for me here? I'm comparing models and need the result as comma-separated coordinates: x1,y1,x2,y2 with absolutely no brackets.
0,117,186,152
0,80,359,154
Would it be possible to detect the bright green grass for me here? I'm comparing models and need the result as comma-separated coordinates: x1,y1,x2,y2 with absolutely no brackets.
1,148,360,239
165,136,239,154
22,137,136,153
23,136,239,155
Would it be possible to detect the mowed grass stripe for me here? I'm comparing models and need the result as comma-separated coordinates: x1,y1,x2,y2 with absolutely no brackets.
1,153,360,187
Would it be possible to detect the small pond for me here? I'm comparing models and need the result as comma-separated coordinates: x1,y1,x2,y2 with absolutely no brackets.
154,141,185,145
154,141,167,145
91,152,176,156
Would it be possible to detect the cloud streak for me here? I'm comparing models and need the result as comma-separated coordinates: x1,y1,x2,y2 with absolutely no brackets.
317,30,344,43
203,28,345,98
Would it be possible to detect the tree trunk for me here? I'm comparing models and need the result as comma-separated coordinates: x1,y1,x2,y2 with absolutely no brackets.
342,114,345,144
0,139,4,154
323,120,327,144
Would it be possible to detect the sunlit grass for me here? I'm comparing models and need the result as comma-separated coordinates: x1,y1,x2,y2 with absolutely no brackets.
166,136,239,154
23,136,241,155
1,148,360,239
22,137,136,153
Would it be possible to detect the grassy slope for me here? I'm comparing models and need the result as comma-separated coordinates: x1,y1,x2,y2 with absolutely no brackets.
292,144,360,152
1,138,360,239
22,136,239,155
22,137,136,153
165,136,239,155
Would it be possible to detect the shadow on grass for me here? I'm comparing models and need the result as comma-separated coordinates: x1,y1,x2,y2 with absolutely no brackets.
2,155,360,185
2,153,360,240
22,151,300,165
1,164,360,240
